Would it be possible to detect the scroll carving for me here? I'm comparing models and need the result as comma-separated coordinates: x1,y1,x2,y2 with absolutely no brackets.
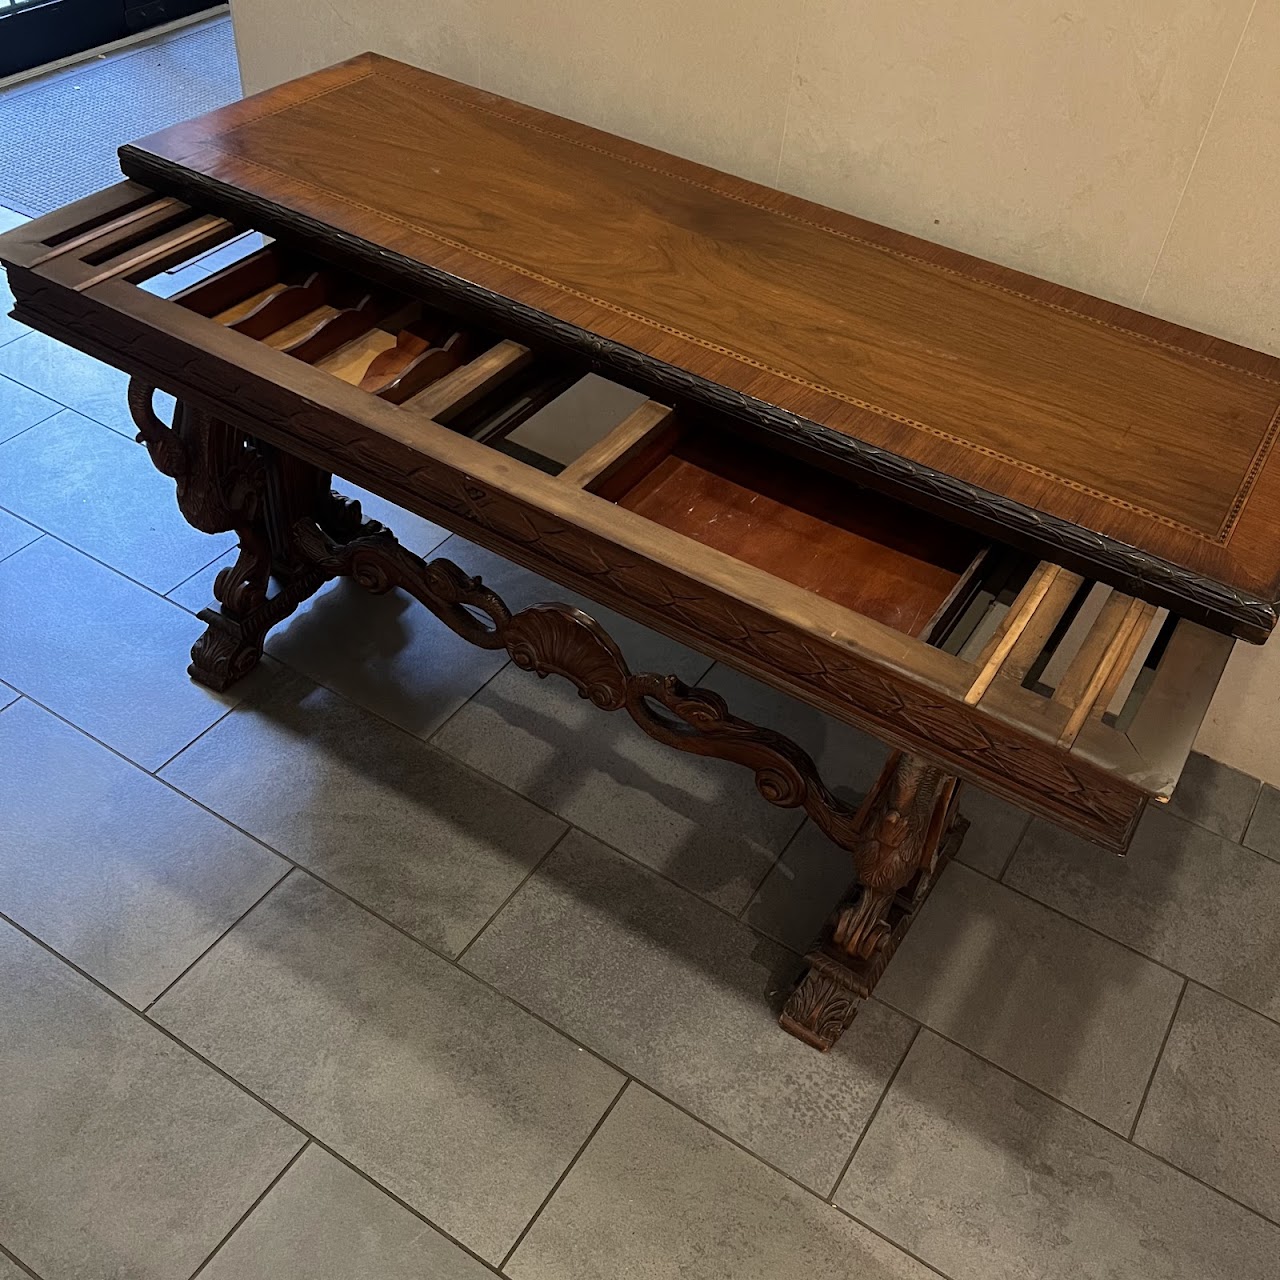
286,518,871,846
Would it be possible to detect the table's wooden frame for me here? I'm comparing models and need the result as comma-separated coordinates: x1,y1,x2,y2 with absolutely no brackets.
0,182,1237,1047
126,381,965,1050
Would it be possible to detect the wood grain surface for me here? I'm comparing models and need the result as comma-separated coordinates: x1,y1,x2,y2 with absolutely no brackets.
116,53,1280,633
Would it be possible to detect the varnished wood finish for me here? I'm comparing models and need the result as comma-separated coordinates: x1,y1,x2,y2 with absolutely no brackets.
0,243,1219,853
781,752,965,1050
0,162,1249,1048
614,427,984,635
115,54,1280,636
558,399,675,489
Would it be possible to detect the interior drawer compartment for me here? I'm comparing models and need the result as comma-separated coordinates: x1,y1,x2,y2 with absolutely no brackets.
590,419,991,638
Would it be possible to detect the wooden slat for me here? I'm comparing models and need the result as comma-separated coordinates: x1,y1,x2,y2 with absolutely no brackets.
964,562,1062,705
1001,569,1085,684
401,339,531,419
315,329,398,384
1089,601,1160,725
74,214,232,291
558,400,676,489
1051,589,1135,710
1055,595,1154,747
29,197,184,266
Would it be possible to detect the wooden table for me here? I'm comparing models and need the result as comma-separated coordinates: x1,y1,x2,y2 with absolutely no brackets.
0,54,1255,1050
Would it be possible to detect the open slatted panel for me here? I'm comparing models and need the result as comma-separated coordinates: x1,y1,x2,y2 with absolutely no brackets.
0,181,1232,829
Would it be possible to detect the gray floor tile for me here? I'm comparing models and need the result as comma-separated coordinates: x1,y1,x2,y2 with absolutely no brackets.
0,1251,28,1279
1167,752,1260,841
1005,805,1280,1021
264,577,512,743
0,370,58,444
838,1031,1280,1280
0,508,37,561
166,544,235,612
1243,783,1280,864
1134,983,1280,1223
0,331,136,436
0,920,303,1280
434,663,808,914
744,818,853,952
0,538,254,770
0,699,286,1006
162,668,566,956
0,410,236,592
875,863,1182,1131
508,1085,937,1280
200,1145,494,1280
955,785,1031,876
463,830,918,1192
151,873,621,1263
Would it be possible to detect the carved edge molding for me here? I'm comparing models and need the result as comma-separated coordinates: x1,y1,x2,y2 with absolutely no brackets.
118,147,1278,641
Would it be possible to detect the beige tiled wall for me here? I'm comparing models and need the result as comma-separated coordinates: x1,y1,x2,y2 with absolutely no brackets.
228,0,1280,782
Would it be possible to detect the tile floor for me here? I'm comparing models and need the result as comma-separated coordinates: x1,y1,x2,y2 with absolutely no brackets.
4,19,1280,1280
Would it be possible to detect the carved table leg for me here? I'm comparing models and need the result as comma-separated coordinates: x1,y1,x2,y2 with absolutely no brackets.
131,388,965,1045
129,382,384,691
779,752,967,1051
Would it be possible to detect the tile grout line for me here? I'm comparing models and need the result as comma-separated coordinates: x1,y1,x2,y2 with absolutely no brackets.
163,543,240,604
0,1240,46,1280
185,1140,311,1280
294,1145,505,1278
0,403,63,449
735,805,821,922
0,530,43,569
0,907,500,1275
994,813,1032,882
829,1203,958,1280
497,1078,632,1273
1127,977,1188,1143
826,1021,922,1201
142,868,295,1014
454,826,573,966
150,696,248,775
0,500,236,605
9,880,1280,1262
886,1018,1280,1230
1240,778,1266,851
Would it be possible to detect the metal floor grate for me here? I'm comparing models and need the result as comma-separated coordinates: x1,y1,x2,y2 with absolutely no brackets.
0,17,240,216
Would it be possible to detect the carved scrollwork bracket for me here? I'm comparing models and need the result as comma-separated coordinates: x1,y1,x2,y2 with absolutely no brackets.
286,519,869,846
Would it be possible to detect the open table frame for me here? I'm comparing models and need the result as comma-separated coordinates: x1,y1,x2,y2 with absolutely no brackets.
0,59,1247,1050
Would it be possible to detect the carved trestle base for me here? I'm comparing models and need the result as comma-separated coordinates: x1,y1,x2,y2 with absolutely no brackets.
131,384,967,1049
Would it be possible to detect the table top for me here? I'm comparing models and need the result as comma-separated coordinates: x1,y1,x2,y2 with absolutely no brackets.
118,53,1280,638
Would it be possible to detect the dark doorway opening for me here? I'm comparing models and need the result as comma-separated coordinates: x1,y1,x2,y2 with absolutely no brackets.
0,0,222,80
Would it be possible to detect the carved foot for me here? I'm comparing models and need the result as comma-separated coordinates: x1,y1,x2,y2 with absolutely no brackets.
779,752,966,1051
189,608,267,692
779,954,863,1051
